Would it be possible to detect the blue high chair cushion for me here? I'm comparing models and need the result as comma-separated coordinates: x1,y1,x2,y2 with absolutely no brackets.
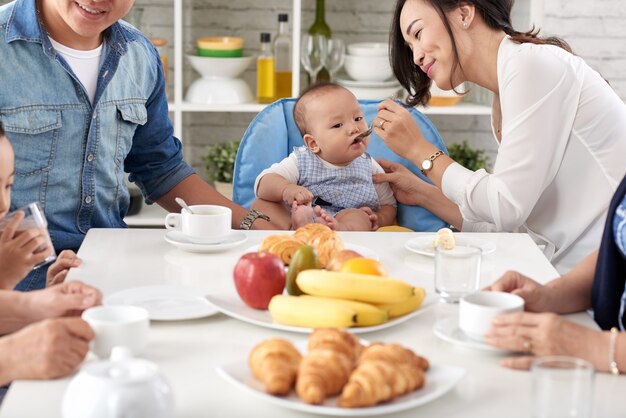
233,98,448,232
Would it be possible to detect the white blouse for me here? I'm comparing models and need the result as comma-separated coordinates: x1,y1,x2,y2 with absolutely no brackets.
442,36,626,273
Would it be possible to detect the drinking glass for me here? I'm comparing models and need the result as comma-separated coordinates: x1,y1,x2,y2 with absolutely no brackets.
300,34,327,84
323,38,345,82
532,356,594,418
434,245,481,303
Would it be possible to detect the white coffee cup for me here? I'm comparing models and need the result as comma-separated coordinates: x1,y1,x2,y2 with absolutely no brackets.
82,305,150,358
164,205,231,244
459,291,524,341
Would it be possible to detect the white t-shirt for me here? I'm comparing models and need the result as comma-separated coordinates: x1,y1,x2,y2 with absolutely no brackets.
254,152,396,208
49,38,103,104
442,36,626,273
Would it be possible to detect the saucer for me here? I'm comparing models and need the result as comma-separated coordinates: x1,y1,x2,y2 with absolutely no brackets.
433,317,508,353
164,230,248,253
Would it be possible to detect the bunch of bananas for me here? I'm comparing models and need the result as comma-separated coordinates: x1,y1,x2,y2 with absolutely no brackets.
268,270,426,328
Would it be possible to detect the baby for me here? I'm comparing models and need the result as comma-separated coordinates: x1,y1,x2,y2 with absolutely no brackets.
0,123,80,289
252,83,396,231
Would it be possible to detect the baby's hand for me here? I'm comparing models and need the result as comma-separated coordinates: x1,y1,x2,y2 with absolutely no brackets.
282,184,313,205
46,250,82,287
0,212,51,289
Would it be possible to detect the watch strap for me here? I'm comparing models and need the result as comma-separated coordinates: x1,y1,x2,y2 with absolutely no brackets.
420,150,444,175
239,209,271,230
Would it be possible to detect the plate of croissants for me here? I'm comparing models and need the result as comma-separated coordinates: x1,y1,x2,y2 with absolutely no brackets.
216,329,465,416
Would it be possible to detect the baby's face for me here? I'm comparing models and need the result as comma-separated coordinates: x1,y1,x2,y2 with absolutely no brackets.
305,89,369,166
0,136,15,218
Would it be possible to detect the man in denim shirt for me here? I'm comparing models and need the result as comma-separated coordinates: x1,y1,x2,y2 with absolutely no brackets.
0,0,273,290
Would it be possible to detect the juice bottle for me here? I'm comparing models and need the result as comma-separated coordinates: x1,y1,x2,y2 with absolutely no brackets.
274,13,292,99
257,33,275,104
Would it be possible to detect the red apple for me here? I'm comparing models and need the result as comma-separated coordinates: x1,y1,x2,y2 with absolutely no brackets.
233,252,286,309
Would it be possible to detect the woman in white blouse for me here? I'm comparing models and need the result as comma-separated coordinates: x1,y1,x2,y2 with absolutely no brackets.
372,0,626,273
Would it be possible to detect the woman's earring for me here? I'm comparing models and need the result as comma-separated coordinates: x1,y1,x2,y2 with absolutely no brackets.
463,21,468,29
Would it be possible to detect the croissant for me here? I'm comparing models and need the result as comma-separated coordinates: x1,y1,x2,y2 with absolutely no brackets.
338,343,427,408
268,237,305,265
308,230,344,269
259,234,291,252
296,329,362,405
293,223,332,244
249,338,302,396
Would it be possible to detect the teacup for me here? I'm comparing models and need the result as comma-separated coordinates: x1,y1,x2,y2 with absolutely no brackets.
164,205,231,244
459,291,524,341
82,305,150,358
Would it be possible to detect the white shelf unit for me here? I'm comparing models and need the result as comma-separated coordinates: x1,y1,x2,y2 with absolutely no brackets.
167,0,541,138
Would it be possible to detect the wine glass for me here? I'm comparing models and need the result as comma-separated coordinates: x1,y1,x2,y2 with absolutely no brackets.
300,34,327,85
323,38,345,82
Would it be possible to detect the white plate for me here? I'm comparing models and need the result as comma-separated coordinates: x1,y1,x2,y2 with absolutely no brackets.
245,243,380,261
205,291,436,334
216,355,465,416
433,317,508,353
105,285,219,321
164,230,248,253
404,235,496,257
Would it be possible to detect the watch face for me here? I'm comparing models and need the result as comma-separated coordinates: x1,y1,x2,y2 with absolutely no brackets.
421,159,433,171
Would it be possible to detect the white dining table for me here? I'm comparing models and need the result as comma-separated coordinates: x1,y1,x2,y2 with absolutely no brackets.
1,229,624,418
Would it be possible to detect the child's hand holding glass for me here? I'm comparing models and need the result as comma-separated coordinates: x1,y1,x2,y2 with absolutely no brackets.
46,250,82,287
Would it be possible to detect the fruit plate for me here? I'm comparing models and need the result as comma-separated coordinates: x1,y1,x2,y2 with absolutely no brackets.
404,235,496,257
216,357,465,416
204,291,436,334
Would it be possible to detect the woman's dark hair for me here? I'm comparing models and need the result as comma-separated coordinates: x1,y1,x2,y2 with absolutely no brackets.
390,0,572,107
0,121,4,138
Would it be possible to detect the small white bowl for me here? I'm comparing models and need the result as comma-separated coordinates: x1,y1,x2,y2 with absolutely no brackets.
347,42,388,56
343,54,393,82
186,54,255,79
459,291,524,342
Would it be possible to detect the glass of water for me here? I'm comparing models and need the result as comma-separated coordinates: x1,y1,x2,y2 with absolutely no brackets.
434,245,481,303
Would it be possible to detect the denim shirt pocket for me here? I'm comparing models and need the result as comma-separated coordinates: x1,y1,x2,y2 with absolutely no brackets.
1,109,61,176
115,102,147,167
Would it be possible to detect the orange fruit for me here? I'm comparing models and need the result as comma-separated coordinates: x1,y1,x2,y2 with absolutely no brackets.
339,258,387,276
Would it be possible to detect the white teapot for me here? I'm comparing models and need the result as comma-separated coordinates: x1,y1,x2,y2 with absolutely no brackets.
62,347,175,418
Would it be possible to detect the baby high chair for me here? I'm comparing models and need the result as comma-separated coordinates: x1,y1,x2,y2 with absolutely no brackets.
232,99,448,232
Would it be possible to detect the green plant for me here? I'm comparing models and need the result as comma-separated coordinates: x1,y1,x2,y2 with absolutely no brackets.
447,140,490,171
202,140,241,183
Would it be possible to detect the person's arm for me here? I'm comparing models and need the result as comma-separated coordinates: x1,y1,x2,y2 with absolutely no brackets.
543,250,598,313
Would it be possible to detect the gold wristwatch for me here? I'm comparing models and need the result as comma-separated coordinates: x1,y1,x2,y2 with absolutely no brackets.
420,150,444,175
239,209,270,230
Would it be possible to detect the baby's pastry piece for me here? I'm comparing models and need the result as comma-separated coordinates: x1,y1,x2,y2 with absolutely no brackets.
293,223,332,244
432,227,455,250
325,249,363,272
338,343,427,408
308,230,344,269
268,237,305,265
249,338,303,396
296,329,362,404
259,234,292,252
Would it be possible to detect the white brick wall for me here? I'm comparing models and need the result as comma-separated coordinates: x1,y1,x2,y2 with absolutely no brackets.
2,0,624,176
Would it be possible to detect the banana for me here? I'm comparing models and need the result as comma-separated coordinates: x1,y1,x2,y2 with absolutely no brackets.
296,270,414,304
268,295,356,328
375,288,426,318
300,295,388,327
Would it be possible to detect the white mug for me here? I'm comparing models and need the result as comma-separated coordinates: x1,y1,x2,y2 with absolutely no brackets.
164,205,231,244
82,305,150,358
459,291,524,341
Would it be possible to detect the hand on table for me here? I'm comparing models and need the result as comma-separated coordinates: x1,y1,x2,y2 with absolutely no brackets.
0,211,52,289
46,250,82,286
484,311,599,370
0,317,94,384
282,184,313,205
373,158,433,207
28,280,102,321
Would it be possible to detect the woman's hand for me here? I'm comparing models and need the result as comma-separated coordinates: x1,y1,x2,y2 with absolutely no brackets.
485,271,556,313
46,250,82,286
373,158,433,206
374,99,426,161
27,281,102,321
485,312,600,370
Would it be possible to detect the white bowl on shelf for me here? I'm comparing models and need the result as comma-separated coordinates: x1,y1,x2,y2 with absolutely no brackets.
186,54,255,79
337,78,401,101
343,54,393,82
347,42,388,56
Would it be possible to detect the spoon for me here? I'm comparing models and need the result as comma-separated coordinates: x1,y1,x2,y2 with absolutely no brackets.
175,197,195,214
354,123,374,141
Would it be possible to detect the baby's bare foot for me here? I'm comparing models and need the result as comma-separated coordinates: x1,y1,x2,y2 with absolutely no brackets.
292,202,314,229
314,206,339,230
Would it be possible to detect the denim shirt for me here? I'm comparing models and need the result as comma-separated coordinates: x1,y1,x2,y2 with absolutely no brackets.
0,0,194,289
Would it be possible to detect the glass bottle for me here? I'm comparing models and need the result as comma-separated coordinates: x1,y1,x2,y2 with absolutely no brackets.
257,33,275,104
274,13,292,99
308,0,331,83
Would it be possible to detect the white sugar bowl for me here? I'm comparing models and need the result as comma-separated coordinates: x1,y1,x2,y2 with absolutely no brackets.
62,347,174,418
